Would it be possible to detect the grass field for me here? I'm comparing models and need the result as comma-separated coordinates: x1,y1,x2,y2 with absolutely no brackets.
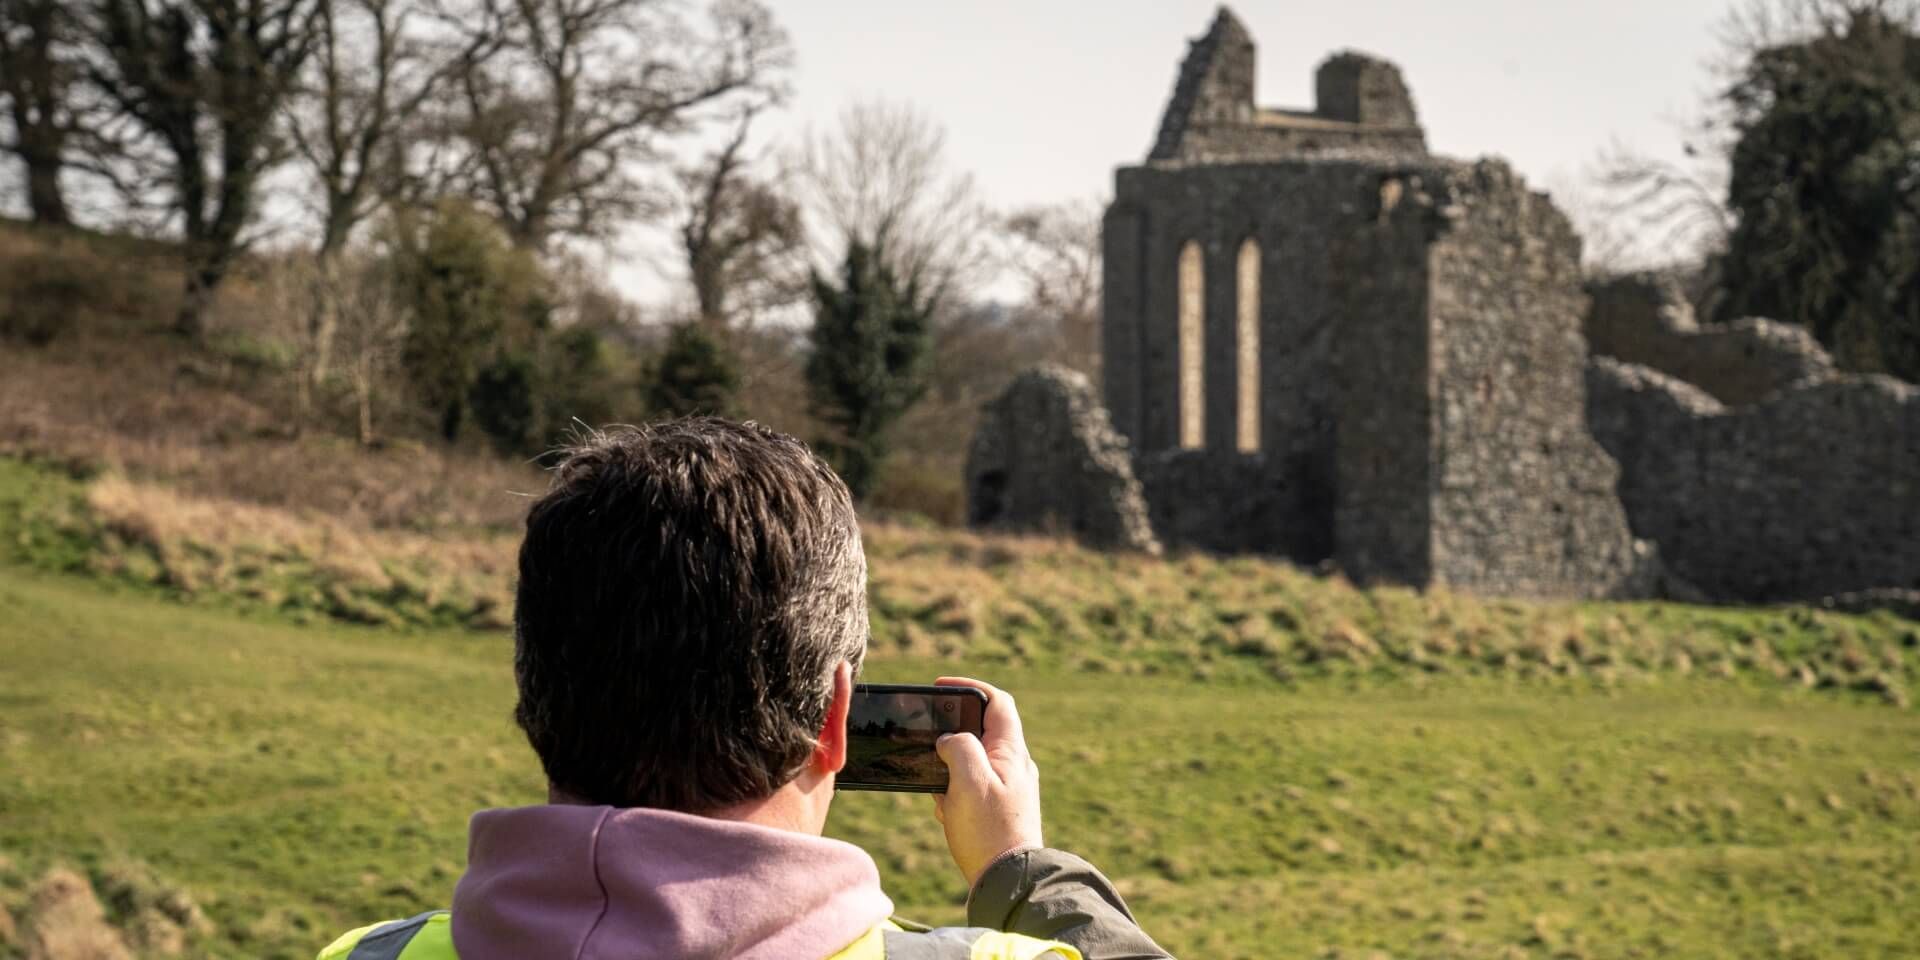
5,206,1919,960
3,560,1918,959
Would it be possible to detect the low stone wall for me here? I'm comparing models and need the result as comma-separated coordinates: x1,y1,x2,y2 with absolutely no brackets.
1133,448,1332,560
964,366,1160,553
1588,357,1920,602
1586,273,1835,406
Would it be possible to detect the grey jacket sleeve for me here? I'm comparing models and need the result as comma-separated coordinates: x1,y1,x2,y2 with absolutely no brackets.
965,848,1173,960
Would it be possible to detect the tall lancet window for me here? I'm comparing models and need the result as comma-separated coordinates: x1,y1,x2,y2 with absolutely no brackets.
1177,240,1205,449
1235,238,1261,453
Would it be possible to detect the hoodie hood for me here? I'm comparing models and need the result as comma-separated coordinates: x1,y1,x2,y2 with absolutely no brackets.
450,804,894,960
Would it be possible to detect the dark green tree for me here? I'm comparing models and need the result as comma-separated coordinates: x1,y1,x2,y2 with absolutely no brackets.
804,241,934,499
644,322,741,419
540,325,621,437
1718,2,1920,380
389,200,548,441
469,352,539,454
470,328,623,456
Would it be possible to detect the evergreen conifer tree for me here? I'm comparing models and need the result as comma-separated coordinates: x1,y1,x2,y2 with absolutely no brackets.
804,241,934,499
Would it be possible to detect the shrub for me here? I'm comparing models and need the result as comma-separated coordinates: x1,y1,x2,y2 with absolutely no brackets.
469,353,541,454
644,322,740,418
540,325,625,443
388,201,550,441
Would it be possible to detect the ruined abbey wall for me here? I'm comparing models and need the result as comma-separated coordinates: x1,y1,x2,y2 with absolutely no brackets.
973,6,1920,608
1332,161,1648,598
1105,161,1391,561
1133,448,1300,557
1147,10,1426,166
964,366,1160,553
1589,359,1920,601
1586,273,1836,406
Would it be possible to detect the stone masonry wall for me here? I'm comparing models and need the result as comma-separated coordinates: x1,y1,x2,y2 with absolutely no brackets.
1422,163,1647,598
1177,122,1429,165
1134,448,1332,558
1148,8,1256,162
1589,357,1920,602
965,366,1160,553
1315,52,1419,127
1327,167,1441,587
1586,272,1837,406
1334,160,1649,598
1106,159,1412,563
1147,9,1426,165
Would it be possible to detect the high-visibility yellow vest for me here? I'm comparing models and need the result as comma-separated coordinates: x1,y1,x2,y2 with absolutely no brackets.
317,910,1080,960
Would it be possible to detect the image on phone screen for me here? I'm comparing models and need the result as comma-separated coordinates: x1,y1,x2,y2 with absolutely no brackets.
839,684,987,793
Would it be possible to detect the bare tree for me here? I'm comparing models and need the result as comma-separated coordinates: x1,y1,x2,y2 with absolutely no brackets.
0,0,77,223
793,99,991,305
259,253,335,423
999,198,1104,377
92,0,322,338
329,250,410,443
431,0,791,251
280,0,446,417
0,0,139,224
1586,138,1733,272
260,243,414,441
287,0,446,257
676,106,803,332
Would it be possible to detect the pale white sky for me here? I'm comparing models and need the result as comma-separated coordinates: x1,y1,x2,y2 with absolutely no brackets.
614,0,1734,304
0,1,1731,304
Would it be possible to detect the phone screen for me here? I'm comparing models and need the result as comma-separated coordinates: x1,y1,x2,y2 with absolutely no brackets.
838,684,988,793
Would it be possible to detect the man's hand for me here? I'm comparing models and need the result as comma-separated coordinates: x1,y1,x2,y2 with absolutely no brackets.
932,676,1044,888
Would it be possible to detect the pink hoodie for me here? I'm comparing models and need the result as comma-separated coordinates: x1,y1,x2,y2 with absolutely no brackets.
450,805,896,960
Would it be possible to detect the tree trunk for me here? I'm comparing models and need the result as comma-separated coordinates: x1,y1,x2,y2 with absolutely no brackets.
176,279,211,339
356,354,376,445
439,398,463,442
310,256,338,384
24,156,69,226
175,260,226,339
318,202,354,259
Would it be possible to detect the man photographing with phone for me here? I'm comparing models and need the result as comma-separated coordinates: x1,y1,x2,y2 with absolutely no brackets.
318,418,1170,960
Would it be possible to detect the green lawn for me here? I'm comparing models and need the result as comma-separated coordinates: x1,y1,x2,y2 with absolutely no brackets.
2,565,1916,959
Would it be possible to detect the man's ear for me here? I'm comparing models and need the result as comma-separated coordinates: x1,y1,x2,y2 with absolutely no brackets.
814,660,854,775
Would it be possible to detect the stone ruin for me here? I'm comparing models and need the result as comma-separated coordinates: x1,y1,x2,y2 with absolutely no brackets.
1585,278,1920,603
965,6,1920,606
1585,273,1836,406
965,366,1160,554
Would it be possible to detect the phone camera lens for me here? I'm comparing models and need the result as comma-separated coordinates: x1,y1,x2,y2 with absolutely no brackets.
941,701,955,712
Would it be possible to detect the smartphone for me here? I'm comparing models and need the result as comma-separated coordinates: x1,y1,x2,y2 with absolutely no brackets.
837,683,989,793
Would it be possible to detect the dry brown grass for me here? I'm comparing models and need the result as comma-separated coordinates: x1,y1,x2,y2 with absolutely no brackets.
23,869,130,960
2,861,212,960
0,223,180,345
12,456,1908,699
0,220,544,532
0,334,543,531
82,472,518,628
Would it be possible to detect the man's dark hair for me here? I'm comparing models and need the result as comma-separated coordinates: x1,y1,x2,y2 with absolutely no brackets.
512,418,868,811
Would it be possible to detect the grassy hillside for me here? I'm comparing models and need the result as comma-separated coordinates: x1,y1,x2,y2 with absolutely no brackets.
4,455,1916,698
2,565,1917,959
